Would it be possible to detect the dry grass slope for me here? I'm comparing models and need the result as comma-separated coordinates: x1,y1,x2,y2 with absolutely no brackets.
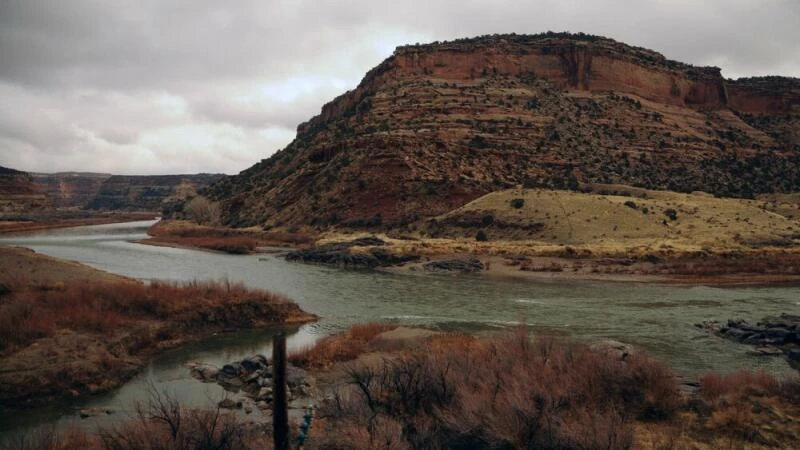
432,185,800,253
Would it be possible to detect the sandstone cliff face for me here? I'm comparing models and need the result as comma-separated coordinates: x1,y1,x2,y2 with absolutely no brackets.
728,77,800,115
203,33,800,230
390,37,727,108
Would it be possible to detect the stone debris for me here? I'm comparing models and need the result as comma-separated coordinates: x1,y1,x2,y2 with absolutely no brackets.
186,354,312,411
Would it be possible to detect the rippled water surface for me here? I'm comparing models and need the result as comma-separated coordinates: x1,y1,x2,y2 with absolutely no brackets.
1,220,798,436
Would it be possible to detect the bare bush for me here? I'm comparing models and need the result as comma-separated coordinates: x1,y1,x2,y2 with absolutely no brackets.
97,385,256,450
311,329,680,449
183,196,221,226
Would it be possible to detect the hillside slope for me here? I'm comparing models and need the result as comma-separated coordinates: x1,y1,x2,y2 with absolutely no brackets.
203,32,800,229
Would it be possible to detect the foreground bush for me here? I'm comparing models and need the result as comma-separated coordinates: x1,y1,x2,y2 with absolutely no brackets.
2,386,266,450
693,371,800,446
311,330,681,449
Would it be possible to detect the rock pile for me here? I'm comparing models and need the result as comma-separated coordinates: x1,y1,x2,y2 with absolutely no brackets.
696,314,800,370
187,354,311,411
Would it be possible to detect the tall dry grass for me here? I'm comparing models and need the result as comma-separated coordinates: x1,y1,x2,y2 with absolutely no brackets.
312,329,682,449
290,323,398,369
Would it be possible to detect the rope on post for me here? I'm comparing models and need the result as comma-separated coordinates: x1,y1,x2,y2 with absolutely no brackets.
297,403,314,448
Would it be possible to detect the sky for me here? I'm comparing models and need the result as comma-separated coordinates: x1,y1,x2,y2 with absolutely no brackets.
0,1,798,175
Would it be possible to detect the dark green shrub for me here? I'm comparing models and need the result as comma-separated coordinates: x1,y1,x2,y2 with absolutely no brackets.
510,198,525,209
475,230,488,241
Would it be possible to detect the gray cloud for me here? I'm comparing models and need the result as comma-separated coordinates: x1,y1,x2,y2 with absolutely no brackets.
0,0,798,175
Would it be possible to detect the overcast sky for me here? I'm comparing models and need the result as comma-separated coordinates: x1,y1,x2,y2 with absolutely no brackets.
0,0,798,175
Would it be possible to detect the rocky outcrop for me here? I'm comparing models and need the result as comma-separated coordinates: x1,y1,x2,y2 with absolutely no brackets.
203,33,800,230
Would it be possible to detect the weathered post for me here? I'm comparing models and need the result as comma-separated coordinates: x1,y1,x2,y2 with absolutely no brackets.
273,332,291,450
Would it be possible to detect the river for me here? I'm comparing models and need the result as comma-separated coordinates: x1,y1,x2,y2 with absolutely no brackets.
1,220,798,437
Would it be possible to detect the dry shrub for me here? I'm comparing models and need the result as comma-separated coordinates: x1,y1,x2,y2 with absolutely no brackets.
696,371,800,447
312,329,681,450
183,196,220,226
290,323,398,369
699,371,781,402
0,279,301,353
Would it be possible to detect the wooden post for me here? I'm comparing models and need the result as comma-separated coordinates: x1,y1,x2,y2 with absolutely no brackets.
273,332,291,450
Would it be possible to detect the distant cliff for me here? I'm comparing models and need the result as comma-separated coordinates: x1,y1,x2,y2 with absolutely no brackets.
0,167,223,215
31,172,112,209
203,32,800,229
0,166,49,213
85,174,224,211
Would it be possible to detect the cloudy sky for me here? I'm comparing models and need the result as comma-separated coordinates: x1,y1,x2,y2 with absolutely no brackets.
1,0,798,175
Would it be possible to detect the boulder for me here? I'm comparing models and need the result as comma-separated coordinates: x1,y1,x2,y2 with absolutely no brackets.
589,340,636,361
748,346,784,356
188,363,219,382
220,363,243,376
721,327,751,341
241,356,265,372
78,407,114,419
256,387,273,401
